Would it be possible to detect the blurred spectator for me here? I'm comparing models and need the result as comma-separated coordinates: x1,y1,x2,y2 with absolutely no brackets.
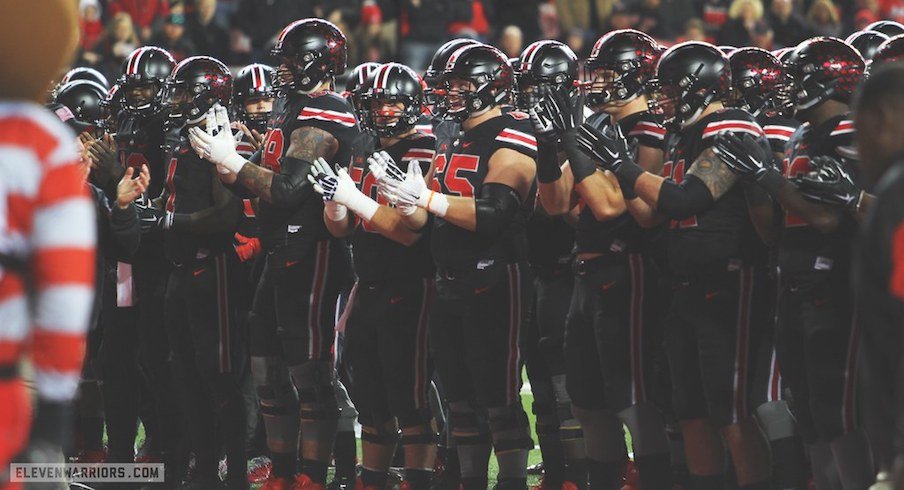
108,0,171,42
392,0,472,72
768,0,812,48
232,0,314,61
489,0,542,42
566,27,591,58
807,0,842,37
702,0,732,35
637,0,697,40
92,12,141,79
879,0,904,24
608,2,639,30
855,8,880,29
677,17,709,42
538,1,562,39
717,0,764,46
557,0,617,37
349,0,396,65
498,25,523,58
188,0,229,62
448,0,491,41
751,19,774,49
150,13,197,62
80,0,104,52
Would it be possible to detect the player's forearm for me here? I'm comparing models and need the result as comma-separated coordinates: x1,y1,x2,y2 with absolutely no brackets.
768,178,843,233
538,164,576,216
323,211,353,238
368,207,424,246
633,171,665,208
744,183,778,246
625,198,665,228
236,162,275,202
439,195,478,232
575,172,626,221
398,207,429,233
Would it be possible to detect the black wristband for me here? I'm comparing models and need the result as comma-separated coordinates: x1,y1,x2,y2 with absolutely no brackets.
561,131,597,184
32,400,74,448
757,168,786,195
614,161,644,199
536,141,562,183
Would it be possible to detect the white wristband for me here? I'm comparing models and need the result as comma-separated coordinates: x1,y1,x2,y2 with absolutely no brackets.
221,153,247,174
325,201,348,222
417,190,449,218
344,191,380,222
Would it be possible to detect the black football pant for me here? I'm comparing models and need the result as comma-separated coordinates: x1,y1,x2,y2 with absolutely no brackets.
165,254,246,486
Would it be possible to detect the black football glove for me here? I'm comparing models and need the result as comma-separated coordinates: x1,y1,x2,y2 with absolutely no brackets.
793,156,862,208
529,105,562,183
540,86,586,135
712,132,772,180
135,199,167,233
576,122,643,198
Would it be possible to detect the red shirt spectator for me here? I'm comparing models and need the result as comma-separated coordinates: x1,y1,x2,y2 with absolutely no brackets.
79,0,104,51
107,0,170,41
880,0,904,23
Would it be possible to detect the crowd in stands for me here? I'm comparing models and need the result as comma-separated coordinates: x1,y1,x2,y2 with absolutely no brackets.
74,0,904,78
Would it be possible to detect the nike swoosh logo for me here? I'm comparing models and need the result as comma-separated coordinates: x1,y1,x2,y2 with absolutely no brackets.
474,286,490,294
462,141,474,149
285,260,300,268
390,296,404,304
705,291,719,301
193,268,206,276
601,281,616,291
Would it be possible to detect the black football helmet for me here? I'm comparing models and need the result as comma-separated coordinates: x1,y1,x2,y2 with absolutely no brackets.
719,45,738,55
344,62,381,126
361,63,425,138
727,47,791,117
118,46,175,116
846,30,889,61
783,37,864,112
583,29,661,108
440,44,514,122
52,79,107,131
650,41,730,130
271,18,347,93
871,34,904,66
512,40,578,112
425,38,481,115
163,56,232,124
52,66,109,99
865,20,904,38
98,83,123,130
234,63,276,133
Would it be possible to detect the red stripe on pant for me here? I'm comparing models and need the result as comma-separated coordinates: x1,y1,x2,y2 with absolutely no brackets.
732,267,754,423
216,254,231,373
842,312,862,433
628,254,646,405
307,242,330,360
506,264,522,406
413,278,433,409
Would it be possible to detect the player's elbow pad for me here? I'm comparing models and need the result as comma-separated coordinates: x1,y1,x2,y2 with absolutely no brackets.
475,183,522,239
656,175,714,220
270,157,314,208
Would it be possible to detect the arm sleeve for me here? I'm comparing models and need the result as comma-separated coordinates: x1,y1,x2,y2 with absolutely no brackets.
268,157,315,208
171,172,243,233
655,174,715,220
474,182,522,239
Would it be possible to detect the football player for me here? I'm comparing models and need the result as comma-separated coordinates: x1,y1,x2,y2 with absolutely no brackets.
512,40,579,490
375,43,537,490
310,62,438,490
535,30,673,490
713,37,874,489
152,56,246,488
724,47,809,490
579,41,774,489
189,19,359,490
0,0,95,484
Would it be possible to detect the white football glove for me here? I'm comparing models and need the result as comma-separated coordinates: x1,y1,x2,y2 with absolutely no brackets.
381,157,449,217
307,158,378,221
188,105,246,173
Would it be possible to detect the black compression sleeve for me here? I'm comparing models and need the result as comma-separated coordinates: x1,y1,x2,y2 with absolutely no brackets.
475,183,522,239
656,175,714,220
560,131,597,184
270,156,315,208
536,141,562,183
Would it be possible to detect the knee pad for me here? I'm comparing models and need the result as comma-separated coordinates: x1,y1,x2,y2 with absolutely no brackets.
288,360,334,404
618,403,669,456
531,401,559,434
487,404,533,452
251,356,296,413
756,400,798,441
361,424,400,446
399,415,439,447
529,379,555,405
448,401,491,446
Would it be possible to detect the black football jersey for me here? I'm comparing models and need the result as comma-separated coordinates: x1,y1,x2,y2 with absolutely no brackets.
349,132,436,282
779,114,858,276
115,112,169,198
257,91,360,261
574,110,666,255
759,115,801,155
234,133,259,240
527,211,575,269
430,111,538,269
662,108,767,277
161,128,234,265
